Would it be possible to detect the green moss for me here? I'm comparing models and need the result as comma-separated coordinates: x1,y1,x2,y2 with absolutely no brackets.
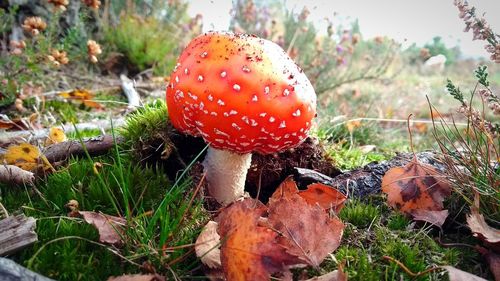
328,146,387,170
120,100,168,145
0,137,208,280
339,199,380,229
386,213,411,231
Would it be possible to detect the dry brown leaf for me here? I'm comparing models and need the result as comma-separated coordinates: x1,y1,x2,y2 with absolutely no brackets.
217,199,298,281
381,157,451,226
268,194,344,267
195,221,222,269
299,183,347,212
107,274,165,281
410,209,449,227
78,211,126,245
467,209,500,252
441,266,488,281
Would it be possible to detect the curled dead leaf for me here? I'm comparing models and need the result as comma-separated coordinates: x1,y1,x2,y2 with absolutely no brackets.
195,221,222,269
467,208,500,252
77,211,126,245
441,266,488,281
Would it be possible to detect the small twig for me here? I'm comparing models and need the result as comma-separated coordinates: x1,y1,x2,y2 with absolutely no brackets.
383,255,441,278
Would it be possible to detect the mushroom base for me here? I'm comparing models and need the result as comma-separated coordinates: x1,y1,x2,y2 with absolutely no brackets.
202,147,252,205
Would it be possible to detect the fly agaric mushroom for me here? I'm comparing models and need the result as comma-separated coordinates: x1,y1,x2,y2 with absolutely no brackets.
166,32,316,205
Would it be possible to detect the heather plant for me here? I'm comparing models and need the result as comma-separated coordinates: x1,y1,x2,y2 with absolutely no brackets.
432,66,499,221
230,0,398,96
0,5,102,108
103,0,201,75
454,0,499,63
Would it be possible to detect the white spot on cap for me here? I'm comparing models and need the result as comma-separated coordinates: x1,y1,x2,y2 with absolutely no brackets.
173,63,180,72
279,121,286,128
184,68,189,75
220,71,227,78
240,135,247,138
215,138,224,143
188,92,198,100
229,110,238,115
198,75,204,82
233,84,241,91
175,76,179,83
292,109,301,117
242,65,250,73
284,134,290,138
259,112,267,117
210,112,218,116
232,123,241,130
268,144,280,149
200,51,208,58
284,141,293,145
214,128,230,137
223,112,229,117
269,116,275,123
250,119,258,127
208,94,214,101
264,86,270,94
240,142,250,146
306,121,310,127
203,110,209,114
195,121,204,127
199,102,204,110
252,95,258,102
242,116,249,124
283,89,290,96
217,99,225,106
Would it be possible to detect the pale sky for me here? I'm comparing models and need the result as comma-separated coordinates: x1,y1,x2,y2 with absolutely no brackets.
187,0,500,58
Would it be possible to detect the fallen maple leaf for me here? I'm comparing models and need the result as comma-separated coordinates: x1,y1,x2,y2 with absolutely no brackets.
270,177,346,213
299,183,347,212
77,211,126,245
268,193,344,267
441,266,488,281
107,274,165,281
381,157,451,227
217,199,298,281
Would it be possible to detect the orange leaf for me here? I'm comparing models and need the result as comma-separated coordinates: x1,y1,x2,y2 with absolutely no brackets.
268,194,344,267
299,183,347,212
381,158,451,224
268,176,299,205
217,199,298,281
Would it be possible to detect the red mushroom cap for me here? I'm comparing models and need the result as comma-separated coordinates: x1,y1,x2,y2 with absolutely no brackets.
166,32,317,154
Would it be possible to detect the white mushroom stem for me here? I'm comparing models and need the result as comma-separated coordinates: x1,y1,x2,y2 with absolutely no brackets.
202,147,252,205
